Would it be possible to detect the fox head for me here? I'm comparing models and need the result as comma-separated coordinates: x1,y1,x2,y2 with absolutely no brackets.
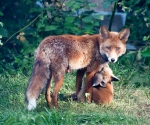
92,66,119,88
99,26,130,63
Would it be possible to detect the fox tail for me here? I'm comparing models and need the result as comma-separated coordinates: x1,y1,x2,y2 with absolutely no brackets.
25,56,50,110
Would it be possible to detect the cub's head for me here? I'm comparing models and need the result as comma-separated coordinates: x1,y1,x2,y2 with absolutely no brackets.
92,66,119,87
99,26,130,63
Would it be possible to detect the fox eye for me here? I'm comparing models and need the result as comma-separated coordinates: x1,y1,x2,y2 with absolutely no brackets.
116,47,120,50
106,46,111,50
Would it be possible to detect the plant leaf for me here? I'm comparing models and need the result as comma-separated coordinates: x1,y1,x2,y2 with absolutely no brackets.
82,16,93,23
45,25,58,31
0,28,8,37
0,22,3,27
65,16,75,23
142,48,150,57
5,117,16,125
0,11,3,16
136,50,142,60
89,3,98,8
38,23,45,29
92,14,104,20
35,115,48,125
0,40,3,46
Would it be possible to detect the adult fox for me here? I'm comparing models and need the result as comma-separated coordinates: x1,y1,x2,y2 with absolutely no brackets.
25,26,130,110
77,65,119,104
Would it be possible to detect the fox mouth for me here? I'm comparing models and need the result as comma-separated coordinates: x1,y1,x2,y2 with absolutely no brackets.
100,53,117,63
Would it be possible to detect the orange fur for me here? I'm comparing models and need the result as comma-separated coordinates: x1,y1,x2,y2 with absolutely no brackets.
92,82,113,104
78,65,119,104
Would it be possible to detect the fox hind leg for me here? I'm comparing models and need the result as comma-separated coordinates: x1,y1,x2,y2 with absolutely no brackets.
52,73,64,109
86,71,97,103
45,74,53,108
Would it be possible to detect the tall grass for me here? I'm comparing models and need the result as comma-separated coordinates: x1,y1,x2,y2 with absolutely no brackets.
0,58,150,125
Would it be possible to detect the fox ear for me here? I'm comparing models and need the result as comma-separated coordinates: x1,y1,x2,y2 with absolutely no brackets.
92,73,103,87
99,26,110,39
111,75,120,82
119,28,130,41
92,74,100,87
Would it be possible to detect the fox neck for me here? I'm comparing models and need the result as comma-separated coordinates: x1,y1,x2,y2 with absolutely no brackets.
100,53,109,63
94,35,109,64
98,48,109,64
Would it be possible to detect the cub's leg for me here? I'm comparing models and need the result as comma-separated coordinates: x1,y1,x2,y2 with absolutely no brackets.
85,71,97,102
45,74,52,108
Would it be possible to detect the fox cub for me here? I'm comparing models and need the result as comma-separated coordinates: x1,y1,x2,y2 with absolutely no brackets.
77,65,119,104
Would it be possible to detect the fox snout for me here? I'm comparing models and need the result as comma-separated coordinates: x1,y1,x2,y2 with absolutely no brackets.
101,53,117,63
110,58,115,63
107,56,117,63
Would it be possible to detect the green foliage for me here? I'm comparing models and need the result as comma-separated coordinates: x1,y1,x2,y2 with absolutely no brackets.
0,22,4,46
119,0,150,45
136,45,150,67
119,39,150,69
0,0,102,74
1,0,150,73
114,0,150,69
110,53,150,87
4,109,144,125
102,0,118,9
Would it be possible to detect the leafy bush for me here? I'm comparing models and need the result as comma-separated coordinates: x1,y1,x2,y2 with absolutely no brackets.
0,0,103,74
118,0,150,68
1,0,150,74
120,0,150,45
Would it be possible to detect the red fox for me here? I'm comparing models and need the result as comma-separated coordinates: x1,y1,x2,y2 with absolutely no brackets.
77,65,119,104
25,26,130,110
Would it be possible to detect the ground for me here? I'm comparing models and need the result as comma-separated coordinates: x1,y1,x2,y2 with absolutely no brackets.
0,56,150,125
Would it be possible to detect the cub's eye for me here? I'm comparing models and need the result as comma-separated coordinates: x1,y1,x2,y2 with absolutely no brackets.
106,46,111,50
116,47,120,50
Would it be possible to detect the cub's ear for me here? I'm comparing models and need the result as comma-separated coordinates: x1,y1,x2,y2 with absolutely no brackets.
119,28,130,41
111,75,120,82
99,26,110,39
92,73,102,87
93,81,107,88
92,75,100,87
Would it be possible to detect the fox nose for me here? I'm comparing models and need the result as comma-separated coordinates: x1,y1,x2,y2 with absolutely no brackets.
111,58,115,62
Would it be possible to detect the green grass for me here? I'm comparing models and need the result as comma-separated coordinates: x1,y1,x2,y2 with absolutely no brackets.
0,60,150,125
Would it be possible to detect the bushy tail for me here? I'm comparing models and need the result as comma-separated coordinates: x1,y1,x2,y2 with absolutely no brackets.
25,57,50,110
77,78,86,102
